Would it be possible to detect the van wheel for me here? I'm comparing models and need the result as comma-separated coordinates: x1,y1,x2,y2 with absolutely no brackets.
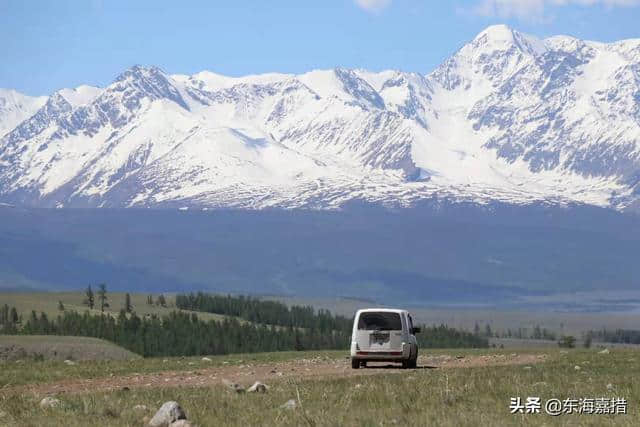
351,358,360,369
409,349,418,368
401,359,410,369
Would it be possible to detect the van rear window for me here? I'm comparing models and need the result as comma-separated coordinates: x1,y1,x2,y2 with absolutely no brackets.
357,312,402,331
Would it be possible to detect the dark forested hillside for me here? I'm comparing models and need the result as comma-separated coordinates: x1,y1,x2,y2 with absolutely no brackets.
175,293,352,332
1,301,488,356
1,203,639,309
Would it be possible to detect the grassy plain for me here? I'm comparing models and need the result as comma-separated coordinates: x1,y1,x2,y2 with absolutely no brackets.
1,348,638,426
0,335,139,363
0,291,227,322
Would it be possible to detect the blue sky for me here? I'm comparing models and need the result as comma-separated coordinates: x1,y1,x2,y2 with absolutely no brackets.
2,0,640,95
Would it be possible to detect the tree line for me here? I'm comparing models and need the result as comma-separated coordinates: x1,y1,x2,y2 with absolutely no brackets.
419,324,488,348
175,292,353,333
2,307,349,357
587,328,640,345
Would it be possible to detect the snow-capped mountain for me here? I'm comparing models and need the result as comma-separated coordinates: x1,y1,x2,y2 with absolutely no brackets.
0,89,47,138
1,25,639,211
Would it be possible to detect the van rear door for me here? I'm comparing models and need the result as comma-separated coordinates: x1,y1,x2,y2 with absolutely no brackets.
355,311,404,353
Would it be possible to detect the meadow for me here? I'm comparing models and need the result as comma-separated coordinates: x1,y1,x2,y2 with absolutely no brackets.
1,347,637,426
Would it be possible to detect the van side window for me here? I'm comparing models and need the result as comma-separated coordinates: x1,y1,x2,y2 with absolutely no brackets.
408,314,414,330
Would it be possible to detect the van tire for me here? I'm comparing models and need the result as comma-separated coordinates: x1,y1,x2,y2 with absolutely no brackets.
409,349,418,368
401,359,410,369
351,358,360,369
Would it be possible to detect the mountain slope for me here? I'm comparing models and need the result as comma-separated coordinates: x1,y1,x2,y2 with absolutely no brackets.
0,89,47,138
1,25,639,211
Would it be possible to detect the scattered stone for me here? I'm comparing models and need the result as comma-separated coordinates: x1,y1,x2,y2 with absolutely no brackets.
532,382,547,387
574,365,581,371
607,383,614,390
559,351,568,355
510,353,517,357
39,397,61,409
280,399,297,410
201,357,212,362
598,348,610,354
222,379,245,393
523,366,532,370
63,359,76,366
354,383,362,389
163,359,169,363
276,372,284,377
247,381,268,393
148,401,186,427
133,405,148,412
188,362,195,366
455,355,465,360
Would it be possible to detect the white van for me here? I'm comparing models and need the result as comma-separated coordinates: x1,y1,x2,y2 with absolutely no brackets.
350,308,420,369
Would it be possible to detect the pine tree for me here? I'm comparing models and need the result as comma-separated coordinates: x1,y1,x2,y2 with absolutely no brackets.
97,283,109,312
84,285,95,309
474,322,480,336
125,293,133,313
147,294,153,305
157,294,167,307
484,323,492,337
58,300,65,311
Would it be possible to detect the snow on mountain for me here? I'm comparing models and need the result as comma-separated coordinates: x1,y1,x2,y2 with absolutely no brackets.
0,89,47,138
0,25,639,211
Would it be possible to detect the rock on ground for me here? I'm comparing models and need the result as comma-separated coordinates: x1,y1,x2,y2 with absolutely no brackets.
247,381,268,393
39,397,61,409
148,401,187,427
280,399,297,410
599,348,610,354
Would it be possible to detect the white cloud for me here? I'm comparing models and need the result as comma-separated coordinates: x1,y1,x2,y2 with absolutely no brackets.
354,0,392,13
472,0,640,20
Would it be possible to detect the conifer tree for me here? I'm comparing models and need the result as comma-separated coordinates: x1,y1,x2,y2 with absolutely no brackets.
97,283,109,312
84,285,95,309
125,293,133,313
58,301,65,311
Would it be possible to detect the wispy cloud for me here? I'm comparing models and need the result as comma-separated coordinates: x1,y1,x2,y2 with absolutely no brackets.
471,0,640,21
354,0,392,13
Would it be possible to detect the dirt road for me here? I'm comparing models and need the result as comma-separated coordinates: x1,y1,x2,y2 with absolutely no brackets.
5,353,546,397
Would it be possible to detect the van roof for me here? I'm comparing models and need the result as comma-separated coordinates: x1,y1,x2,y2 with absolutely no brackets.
355,308,408,315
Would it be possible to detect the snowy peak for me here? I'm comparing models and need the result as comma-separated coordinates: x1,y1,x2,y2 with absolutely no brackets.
0,89,47,138
112,65,189,111
472,24,547,56
58,85,102,108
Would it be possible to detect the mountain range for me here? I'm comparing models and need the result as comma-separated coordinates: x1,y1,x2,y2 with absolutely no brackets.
1,25,639,212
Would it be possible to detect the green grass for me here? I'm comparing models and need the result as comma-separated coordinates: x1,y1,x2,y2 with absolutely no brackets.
0,291,228,322
0,349,346,388
0,335,139,363
1,348,638,426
